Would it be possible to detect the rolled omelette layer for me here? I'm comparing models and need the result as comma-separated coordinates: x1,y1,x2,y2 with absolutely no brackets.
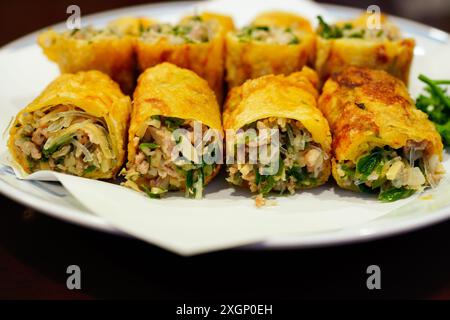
223,67,332,204
122,63,222,199
37,17,152,94
319,67,445,201
225,12,316,89
135,12,234,103
315,13,415,85
251,11,313,32
8,71,132,179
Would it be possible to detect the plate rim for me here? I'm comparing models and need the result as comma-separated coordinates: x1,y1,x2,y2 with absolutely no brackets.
1,1,449,251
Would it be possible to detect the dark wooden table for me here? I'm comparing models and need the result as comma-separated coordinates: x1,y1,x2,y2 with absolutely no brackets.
1,0,450,300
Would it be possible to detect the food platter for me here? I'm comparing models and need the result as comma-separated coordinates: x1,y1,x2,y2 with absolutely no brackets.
1,0,450,254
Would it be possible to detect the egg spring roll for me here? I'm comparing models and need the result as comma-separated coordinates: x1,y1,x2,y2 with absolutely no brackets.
38,17,152,94
135,12,234,103
8,71,132,179
225,12,315,88
223,67,331,206
319,67,445,201
122,63,222,199
315,14,415,85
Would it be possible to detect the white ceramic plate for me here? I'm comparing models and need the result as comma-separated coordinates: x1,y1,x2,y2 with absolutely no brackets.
1,0,449,250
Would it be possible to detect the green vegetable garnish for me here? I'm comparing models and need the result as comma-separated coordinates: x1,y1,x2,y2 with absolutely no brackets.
193,170,204,199
356,148,383,181
370,175,387,190
26,156,35,170
287,165,316,187
339,147,422,201
173,25,191,36
257,158,284,195
288,36,300,44
141,185,167,199
348,29,365,38
340,164,355,179
185,169,194,197
255,166,261,185
139,142,159,152
259,175,276,195
254,26,270,31
436,122,450,146
42,134,74,158
343,23,353,30
416,74,450,146
139,24,147,35
237,25,298,44
190,16,203,22
286,124,295,147
378,187,414,202
317,16,343,39
287,165,306,182
237,26,269,42
164,117,185,131
202,164,214,178
358,183,378,194
83,165,97,174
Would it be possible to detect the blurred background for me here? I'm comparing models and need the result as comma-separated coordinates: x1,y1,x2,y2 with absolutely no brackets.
1,0,450,46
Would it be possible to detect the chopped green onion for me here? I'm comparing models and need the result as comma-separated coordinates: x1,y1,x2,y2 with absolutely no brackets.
83,165,97,174
317,15,343,39
139,142,159,152
378,187,414,202
42,134,74,158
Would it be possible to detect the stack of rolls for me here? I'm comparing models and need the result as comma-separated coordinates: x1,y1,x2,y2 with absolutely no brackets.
7,10,445,205
38,12,233,101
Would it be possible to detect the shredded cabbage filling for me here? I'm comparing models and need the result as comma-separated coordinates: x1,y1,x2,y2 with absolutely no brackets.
13,105,115,176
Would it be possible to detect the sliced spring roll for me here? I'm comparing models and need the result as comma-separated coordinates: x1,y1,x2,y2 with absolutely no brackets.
8,71,131,179
319,67,445,201
38,17,152,94
225,12,315,88
122,63,222,199
315,14,415,85
135,12,234,103
223,67,331,206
